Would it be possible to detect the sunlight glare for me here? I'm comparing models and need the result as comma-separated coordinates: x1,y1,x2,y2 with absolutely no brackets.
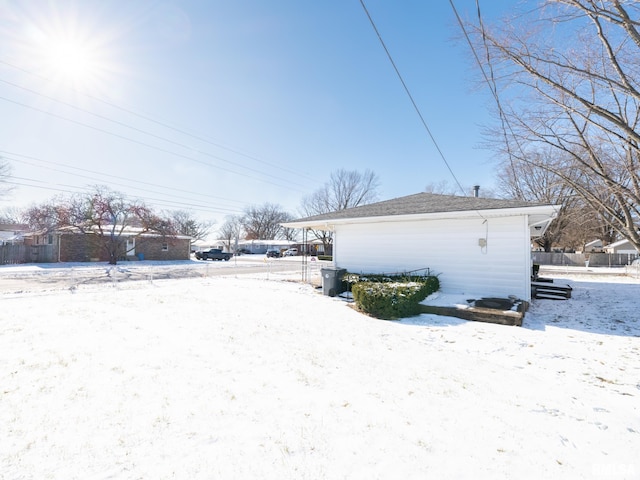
42,35,104,91
48,40,91,75
20,7,117,96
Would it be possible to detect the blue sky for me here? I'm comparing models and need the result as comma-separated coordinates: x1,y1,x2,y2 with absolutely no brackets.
0,0,516,229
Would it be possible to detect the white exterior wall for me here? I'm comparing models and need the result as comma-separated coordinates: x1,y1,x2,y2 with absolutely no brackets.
334,214,533,301
603,239,639,254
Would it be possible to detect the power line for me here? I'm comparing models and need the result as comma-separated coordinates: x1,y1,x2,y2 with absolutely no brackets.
1,149,249,208
8,170,243,214
448,0,527,199
1,149,249,215
0,76,314,190
358,0,468,198
0,93,310,194
0,57,317,183
3,178,243,216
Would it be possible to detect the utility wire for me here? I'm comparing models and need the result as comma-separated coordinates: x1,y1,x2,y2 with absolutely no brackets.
4,178,243,215
448,0,527,199
0,76,312,190
358,0,468,197
8,168,243,214
0,58,316,183
1,149,249,208
0,94,309,193
2,150,247,214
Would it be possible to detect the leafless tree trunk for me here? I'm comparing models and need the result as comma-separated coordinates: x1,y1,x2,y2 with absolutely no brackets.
240,203,291,240
299,169,380,253
0,159,14,200
497,149,575,251
561,203,618,251
0,206,25,224
218,215,243,252
470,0,640,250
168,210,213,241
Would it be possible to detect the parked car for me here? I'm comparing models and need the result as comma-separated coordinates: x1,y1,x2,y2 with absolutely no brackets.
283,248,298,257
266,249,281,258
195,248,233,261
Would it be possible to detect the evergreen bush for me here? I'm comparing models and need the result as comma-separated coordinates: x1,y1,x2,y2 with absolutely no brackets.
347,273,439,320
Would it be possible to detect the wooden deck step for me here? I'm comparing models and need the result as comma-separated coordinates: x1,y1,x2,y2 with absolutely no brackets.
532,281,572,300
534,291,569,300
419,301,526,327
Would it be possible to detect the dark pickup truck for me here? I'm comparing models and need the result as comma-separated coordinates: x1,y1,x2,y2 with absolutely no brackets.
195,248,233,261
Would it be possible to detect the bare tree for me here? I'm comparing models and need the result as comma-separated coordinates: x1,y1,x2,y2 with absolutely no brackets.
424,180,458,195
24,200,62,233
168,210,213,241
496,150,575,251
279,214,298,242
425,181,496,198
560,202,618,251
26,186,176,264
0,206,25,224
468,0,640,250
0,158,14,199
303,169,380,214
240,203,291,240
218,215,243,252
300,169,381,253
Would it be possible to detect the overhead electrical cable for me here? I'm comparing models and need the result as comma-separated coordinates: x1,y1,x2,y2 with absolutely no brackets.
7,165,243,214
1,149,249,208
4,178,243,215
0,76,312,190
0,57,315,182
0,94,309,193
449,0,529,200
358,0,469,198
358,0,487,226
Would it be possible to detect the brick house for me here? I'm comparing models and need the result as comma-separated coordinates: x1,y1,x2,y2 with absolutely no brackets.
24,227,192,263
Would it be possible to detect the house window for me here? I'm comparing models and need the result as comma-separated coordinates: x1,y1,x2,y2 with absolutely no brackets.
162,242,169,251
35,235,52,245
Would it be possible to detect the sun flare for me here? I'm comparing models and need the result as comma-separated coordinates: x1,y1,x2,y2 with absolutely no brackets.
20,7,116,94
47,40,90,75
40,34,106,91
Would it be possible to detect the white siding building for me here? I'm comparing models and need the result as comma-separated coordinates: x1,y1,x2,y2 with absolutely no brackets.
604,239,639,255
283,192,557,302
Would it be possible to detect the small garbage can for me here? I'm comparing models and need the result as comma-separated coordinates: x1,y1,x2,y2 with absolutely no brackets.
321,267,346,297
137,253,144,261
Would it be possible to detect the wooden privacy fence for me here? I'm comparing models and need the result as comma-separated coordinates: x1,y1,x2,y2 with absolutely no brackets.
0,244,56,264
532,252,639,267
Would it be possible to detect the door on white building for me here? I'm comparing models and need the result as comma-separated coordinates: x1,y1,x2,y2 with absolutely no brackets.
126,237,136,257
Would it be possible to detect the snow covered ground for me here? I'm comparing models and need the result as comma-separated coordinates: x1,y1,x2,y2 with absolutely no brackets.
1,263,638,479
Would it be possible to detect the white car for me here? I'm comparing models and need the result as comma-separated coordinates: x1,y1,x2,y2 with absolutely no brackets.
283,248,298,256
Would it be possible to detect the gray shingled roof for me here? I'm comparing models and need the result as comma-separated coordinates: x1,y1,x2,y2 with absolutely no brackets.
290,192,550,223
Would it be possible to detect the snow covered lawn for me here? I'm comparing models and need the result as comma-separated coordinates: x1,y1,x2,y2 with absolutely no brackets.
1,268,638,479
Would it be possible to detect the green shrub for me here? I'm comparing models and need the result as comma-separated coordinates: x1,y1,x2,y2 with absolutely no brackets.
348,274,439,320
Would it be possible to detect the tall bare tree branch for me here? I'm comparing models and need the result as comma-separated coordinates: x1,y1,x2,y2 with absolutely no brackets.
468,0,640,250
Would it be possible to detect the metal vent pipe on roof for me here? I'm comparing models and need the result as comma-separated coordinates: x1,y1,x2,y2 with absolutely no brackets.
473,185,480,197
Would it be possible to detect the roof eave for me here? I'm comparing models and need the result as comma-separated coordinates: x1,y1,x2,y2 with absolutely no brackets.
282,205,558,231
